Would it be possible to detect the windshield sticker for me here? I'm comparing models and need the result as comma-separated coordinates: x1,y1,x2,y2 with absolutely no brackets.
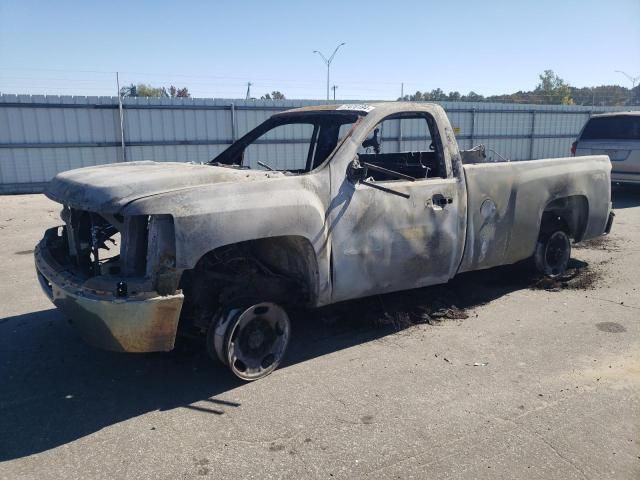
336,104,375,113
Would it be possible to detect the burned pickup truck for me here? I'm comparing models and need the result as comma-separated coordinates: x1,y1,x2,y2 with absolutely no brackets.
35,103,614,380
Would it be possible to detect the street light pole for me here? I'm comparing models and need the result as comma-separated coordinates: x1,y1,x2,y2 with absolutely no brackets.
313,42,345,101
615,70,640,89
326,63,330,101
615,70,640,105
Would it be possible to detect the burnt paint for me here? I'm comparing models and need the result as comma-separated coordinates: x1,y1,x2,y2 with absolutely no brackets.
42,103,612,312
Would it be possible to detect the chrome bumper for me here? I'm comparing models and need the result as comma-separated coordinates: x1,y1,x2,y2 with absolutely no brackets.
34,229,183,353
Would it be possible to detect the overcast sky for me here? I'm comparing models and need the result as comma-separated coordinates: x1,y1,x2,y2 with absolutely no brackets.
1,0,639,99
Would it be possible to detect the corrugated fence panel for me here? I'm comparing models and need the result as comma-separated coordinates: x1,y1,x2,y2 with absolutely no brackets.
0,94,631,193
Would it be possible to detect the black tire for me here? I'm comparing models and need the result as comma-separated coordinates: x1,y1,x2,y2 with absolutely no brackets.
205,307,234,365
533,228,571,277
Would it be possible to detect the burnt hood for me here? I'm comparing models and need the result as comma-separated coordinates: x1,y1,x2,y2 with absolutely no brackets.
45,161,283,213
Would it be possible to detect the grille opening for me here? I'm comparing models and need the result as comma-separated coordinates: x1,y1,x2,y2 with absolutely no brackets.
62,207,147,278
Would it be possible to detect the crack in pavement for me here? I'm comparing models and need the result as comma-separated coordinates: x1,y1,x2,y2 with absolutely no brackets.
586,295,640,310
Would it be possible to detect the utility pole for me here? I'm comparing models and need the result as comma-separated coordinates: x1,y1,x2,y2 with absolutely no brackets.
245,82,252,100
331,85,338,101
313,42,346,101
400,82,404,101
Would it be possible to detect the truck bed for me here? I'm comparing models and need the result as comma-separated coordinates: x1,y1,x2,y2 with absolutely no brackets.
458,155,611,273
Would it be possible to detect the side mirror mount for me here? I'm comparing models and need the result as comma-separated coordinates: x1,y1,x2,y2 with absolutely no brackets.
347,157,367,184
346,155,411,199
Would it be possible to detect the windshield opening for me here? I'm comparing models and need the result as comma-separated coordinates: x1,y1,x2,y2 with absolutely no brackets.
210,111,362,173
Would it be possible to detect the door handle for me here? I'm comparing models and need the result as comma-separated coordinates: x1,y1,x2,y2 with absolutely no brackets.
432,194,453,208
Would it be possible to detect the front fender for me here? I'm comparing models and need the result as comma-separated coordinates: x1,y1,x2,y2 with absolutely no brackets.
122,173,332,305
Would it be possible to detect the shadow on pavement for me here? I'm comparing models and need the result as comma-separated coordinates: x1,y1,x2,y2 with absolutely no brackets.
612,184,640,209
0,260,587,461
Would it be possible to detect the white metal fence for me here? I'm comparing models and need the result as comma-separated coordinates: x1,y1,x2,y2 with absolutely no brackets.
0,94,630,193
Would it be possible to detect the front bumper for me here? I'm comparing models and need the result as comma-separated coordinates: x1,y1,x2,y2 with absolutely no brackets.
34,228,184,353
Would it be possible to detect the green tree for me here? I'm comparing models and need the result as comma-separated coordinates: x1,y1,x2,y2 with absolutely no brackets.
462,91,484,102
534,70,574,105
261,90,286,100
168,85,191,98
120,83,190,98
398,91,425,101
426,88,447,101
400,90,469,102
134,84,167,97
447,91,461,101
119,83,137,97
395,73,637,106
570,85,629,106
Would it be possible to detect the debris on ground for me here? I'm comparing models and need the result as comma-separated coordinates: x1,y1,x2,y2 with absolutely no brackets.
430,304,469,320
465,362,489,367
372,301,470,331
573,235,620,252
410,303,469,325
316,247,602,335
530,264,601,291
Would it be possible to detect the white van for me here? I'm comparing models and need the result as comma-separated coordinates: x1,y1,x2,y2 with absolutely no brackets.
573,112,640,184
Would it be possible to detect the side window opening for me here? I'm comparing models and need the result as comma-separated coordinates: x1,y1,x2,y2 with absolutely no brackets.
211,112,361,173
358,113,447,181
244,123,316,172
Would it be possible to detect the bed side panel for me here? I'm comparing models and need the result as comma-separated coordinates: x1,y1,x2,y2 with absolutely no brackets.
459,155,610,273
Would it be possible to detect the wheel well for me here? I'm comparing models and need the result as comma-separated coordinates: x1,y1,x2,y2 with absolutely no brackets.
247,235,320,303
177,236,319,334
541,195,589,241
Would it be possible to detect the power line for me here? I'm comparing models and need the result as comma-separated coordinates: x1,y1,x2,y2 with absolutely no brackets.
1,69,637,105
1,67,636,97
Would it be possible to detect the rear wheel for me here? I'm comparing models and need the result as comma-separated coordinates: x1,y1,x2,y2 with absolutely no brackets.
207,302,291,381
533,228,571,277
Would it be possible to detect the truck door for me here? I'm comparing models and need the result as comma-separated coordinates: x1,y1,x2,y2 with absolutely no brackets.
328,112,465,303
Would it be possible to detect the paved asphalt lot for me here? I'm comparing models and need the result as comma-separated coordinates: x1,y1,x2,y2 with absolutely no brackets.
1,189,639,480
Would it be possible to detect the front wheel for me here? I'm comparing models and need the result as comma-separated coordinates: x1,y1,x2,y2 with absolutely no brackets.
207,302,291,381
533,229,571,277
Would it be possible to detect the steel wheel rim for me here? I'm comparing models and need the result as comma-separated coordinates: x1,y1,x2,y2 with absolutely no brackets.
226,303,290,381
